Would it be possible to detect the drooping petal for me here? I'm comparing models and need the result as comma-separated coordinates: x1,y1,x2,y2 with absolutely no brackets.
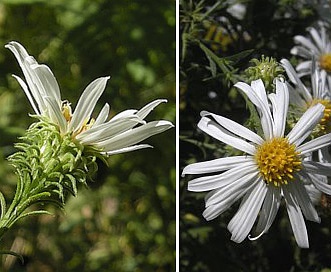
249,186,281,241
198,116,256,155
69,77,110,133
227,181,268,243
283,187,309,248
182,155,254,176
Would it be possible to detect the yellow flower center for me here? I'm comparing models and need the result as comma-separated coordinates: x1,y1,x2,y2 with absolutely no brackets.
254,137,302,187
309,99,331,135
320,53,331,73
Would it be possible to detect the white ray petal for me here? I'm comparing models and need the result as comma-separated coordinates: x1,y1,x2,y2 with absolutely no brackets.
92,103,110,127
297,133,331,154
302,161,331,176
287,103,324,146
249,186,281,241
198,117,256,155
103,144,152,155
227,181,268,243
283,187,309,248
95,120,173,151
44,96,67,133
286,181,320,223
203,175,258,221
235,80,274,139
77,117,144,144
12,75,40,115
269,79,289,137
182,155,254,176
201,111,264,145
188,161,258,192
136,99,167,119
69,77,110,132
293,35,320,54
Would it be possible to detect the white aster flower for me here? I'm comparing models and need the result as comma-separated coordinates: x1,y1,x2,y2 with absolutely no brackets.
290,22,331,90
6,41,173,155
281,58,331,135
182,78,331,248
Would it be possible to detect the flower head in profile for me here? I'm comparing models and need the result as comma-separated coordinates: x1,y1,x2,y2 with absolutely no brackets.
6,41,173,156
291,22,331,90
182,78,331,248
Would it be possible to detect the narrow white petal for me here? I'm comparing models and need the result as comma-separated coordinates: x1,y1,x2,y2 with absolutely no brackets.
198,117,256,155
44,96,67,133
92,103,110,127
103,144,152,155
205,172,258,207
287,103,324,146
303,161,331,176
293,35,320,55
283,187,309,248
111,109,138,121
69,77,110,132
269,79,289,137
12,75,40,115
201,111,264,145
235,80,274,139
202,175,258,221
188,161,258,192
291,46,314,58
77,117,144,144
297,133,331,154
308,173,331,195
32,64,61,104
308,27,324,52
227,181,268,243
182,155,254,176
249,186,281,240
280,59,312,102
95,120,173,151
136,99,167,119
286,181,320,223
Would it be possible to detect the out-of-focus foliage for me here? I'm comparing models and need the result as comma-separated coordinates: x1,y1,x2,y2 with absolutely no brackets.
180,0,331,271
0,0,175,271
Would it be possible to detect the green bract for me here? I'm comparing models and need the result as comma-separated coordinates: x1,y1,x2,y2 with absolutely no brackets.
0,116,103,240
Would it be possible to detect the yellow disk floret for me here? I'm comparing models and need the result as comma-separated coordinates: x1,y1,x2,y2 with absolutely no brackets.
320,53,331,73
309,99,331,136
255,137,302,187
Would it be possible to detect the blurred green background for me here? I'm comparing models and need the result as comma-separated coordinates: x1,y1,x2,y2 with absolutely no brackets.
180,0,331,271
0,0,175,271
